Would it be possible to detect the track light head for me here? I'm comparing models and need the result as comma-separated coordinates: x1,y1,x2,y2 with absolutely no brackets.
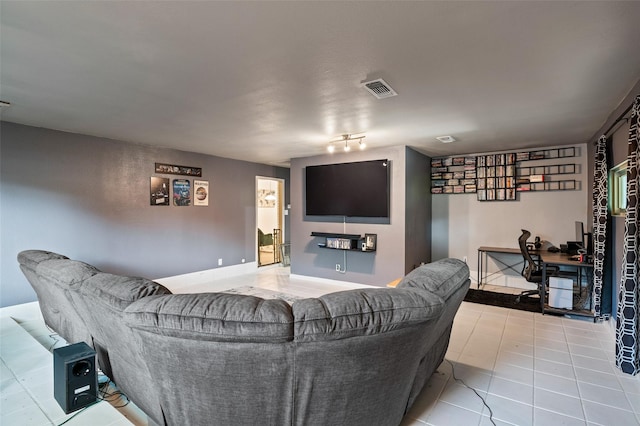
327,134,365,154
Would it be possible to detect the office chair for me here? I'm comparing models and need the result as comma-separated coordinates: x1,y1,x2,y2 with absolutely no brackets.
516,229,559,302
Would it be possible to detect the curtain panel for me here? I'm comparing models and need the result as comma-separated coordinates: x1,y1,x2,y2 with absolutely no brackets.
616,94,640,376
592,135,608,319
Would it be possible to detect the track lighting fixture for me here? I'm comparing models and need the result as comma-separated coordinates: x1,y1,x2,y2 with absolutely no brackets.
327,134,366,153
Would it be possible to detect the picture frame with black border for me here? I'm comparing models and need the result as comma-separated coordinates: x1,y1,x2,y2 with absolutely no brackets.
150,177,170,206
364,233,377,251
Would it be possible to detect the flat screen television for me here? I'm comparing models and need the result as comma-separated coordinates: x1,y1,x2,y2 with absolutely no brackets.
305,159,390,218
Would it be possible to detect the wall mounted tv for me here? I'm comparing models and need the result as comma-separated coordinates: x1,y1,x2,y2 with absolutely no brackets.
305,159,390,218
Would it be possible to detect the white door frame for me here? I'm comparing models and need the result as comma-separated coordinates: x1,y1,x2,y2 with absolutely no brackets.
256,176,285,267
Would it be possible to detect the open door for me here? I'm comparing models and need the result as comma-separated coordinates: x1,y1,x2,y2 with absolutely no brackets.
257,177,284,267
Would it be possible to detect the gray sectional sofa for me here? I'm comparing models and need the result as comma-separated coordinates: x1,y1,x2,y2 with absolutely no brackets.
18,249,470,426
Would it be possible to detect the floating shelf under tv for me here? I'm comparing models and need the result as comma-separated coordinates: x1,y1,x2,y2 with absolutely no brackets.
311,232,376,252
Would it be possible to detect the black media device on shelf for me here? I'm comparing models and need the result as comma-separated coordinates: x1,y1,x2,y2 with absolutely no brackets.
305,159,390,218
53,342,98,414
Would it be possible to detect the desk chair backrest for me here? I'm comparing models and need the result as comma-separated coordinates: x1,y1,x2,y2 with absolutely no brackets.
518,229,539,282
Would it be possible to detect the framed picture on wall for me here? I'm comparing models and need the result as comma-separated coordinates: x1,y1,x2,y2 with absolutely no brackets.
173,179,191,206
194,180,209,206
364,234,377,251
150,177,170,206
257,189,276,207
155,163,202,177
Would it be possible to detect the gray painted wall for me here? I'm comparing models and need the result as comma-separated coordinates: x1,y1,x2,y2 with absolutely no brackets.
290,146,409,286
404,147,431,272
0,122,289,307
432,144,589,288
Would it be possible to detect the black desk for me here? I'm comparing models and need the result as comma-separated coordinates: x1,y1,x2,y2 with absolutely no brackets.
477,246,595,319
477,246,535,289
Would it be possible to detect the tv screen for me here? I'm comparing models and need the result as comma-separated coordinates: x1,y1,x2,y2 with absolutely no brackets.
305,159,390,218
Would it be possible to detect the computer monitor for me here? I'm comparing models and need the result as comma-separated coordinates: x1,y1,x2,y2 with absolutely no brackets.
575,221,585,248
585,231,593,255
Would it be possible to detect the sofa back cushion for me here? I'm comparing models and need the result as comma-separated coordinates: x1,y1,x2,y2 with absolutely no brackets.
290,285,446,425
18,250,70,333
125,293,294,342
82,273,171,310
291,258,470,425
70,273,171,425
124,293,296,426
292,288,443,342
36,259,100,290
18,252,99,344
18,250,68,270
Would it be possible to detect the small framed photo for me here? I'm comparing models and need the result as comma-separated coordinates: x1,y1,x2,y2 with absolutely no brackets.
364,234,377,251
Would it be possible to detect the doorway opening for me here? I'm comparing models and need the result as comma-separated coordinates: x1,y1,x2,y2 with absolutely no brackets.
256,177,284,267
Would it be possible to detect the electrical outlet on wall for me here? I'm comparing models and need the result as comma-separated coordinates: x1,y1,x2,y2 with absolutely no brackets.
218,258,222,266
336,264,340,271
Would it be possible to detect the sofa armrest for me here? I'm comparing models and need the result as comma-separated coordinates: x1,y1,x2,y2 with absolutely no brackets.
397,258,470,302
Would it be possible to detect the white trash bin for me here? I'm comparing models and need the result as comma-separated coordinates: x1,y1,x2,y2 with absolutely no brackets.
549,277,573,309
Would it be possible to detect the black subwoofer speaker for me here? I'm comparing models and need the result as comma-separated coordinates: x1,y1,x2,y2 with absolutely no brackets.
53,342,98,413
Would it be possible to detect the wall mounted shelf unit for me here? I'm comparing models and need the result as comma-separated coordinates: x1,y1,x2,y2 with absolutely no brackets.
517,163,576,177
517,180,577,192
311,232,376,252
515,147,576,162
515,148,578,191
430,156,477,194
430,145,580,200
476,153,517,201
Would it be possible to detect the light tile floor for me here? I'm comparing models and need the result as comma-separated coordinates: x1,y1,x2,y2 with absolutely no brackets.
0,304,135,426
2,266,639,426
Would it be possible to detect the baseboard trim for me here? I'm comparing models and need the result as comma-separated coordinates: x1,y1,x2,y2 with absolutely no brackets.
289,274,377,289
155,262,258,288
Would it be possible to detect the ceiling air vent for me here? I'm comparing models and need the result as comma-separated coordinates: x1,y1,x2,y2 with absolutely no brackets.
436,135,456,143
362,78,398,99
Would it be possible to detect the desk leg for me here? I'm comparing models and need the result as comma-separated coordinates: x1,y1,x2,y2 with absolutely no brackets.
477,250,481,289
541,263,547,314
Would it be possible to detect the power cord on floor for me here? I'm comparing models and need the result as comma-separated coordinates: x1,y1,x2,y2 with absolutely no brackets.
43,324,63,352
98,378,131,408
445,359,496,426
56,400,100,425
54,377,131,425
47,332,61,351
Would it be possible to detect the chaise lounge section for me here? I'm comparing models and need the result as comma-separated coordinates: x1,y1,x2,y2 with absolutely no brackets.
18,250,470,426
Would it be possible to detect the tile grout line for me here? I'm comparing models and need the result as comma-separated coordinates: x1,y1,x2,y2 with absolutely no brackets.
1,318,56,426
562,317,590,425
563,317,640,425
480,306,510,424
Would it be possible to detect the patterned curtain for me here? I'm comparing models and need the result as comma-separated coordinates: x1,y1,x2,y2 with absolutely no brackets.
616,94,640,376
592,135,608,318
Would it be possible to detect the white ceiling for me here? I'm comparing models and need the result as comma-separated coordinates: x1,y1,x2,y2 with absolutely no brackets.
2,1,640,167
